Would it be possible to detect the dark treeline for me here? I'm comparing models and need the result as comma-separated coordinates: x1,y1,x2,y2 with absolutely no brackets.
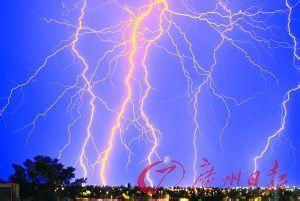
2,155,85,200
1,155,300,200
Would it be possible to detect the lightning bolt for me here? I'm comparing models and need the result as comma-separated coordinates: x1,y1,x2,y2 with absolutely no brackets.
253,84,300,172
285,0,300,66
100,0,168,186
70,0,98,178
165,0,278,182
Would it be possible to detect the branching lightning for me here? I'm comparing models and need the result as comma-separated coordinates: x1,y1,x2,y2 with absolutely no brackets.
253,84,300,172
1,0,299,186
100,0,169,185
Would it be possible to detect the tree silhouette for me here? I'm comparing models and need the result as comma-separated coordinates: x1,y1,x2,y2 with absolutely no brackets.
9,155,82,200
